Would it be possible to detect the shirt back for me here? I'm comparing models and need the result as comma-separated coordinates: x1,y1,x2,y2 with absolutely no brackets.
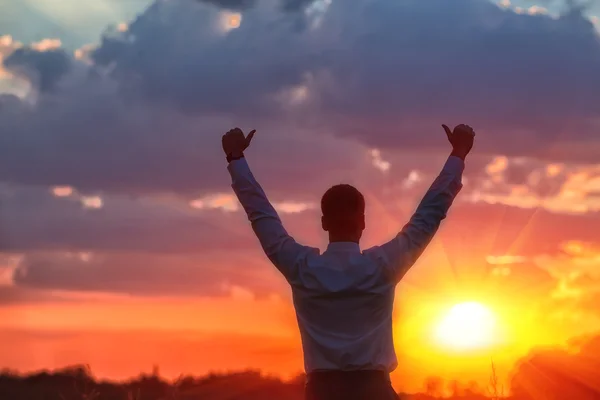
228,155,464,374
290,242,397,373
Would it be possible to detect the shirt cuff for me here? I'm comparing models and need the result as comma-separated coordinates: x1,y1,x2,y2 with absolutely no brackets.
227,157,251,178
444,155,465,175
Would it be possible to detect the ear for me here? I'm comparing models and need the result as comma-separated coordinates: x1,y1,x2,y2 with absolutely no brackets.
321,216,329,232
360,214,366,231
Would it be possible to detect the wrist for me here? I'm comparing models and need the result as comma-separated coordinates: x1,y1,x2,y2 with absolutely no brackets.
450,149,468,161
226,151,244,163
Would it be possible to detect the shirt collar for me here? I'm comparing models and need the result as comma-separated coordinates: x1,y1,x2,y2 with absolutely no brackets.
326,242,361,253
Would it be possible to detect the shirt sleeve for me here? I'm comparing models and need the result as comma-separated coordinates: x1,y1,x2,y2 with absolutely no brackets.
228,157,314,282
376,155,464,283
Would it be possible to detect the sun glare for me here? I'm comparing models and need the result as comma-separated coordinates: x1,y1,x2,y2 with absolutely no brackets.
435,302,497,351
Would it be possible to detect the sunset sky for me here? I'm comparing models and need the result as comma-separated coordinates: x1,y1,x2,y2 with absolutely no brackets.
2,0,600,394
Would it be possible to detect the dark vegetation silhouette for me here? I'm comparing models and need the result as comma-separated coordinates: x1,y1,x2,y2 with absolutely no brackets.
2,333,599,400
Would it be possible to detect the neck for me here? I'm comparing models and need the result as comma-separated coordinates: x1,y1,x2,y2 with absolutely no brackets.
328,233,361,244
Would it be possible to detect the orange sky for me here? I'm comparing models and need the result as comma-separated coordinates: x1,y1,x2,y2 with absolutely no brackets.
2,154,600,394
3,0,600,396
2,187,600,394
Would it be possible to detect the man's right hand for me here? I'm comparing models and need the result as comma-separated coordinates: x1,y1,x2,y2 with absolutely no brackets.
222,127,255,162
442,124,475,160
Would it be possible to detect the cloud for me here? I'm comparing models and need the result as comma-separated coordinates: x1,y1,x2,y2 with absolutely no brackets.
537,241,600,307
3,171,600,255
0,252,74,305
197,0,319,13
0,36,20,78
197,0,257,10
0,69,373,197
510,332,600,400
11,250,286,298
0,254,20,285
0,35,31,97
2,179,600,299
2,0,600,305
0,184,261,253
30,39,62,52
484,238,600,326
281,0,319,12
0,0,600,198
89,0,600,158
465,156,600,214
3,43,70,93
0,285,71,305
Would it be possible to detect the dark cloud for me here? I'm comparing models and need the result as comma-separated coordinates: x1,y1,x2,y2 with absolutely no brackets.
0,185,257,253
196,0,316,12
0,80,370,196
1,0,600,196
4,47,70,92
91,0,314,116
1,0,600,301
92,0,600,156
0,94,22,111
197,0,258,10
281,0,317,12
12,251,285,298
317,0,600,154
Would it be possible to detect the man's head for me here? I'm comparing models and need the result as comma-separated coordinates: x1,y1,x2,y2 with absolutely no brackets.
321,184,366,243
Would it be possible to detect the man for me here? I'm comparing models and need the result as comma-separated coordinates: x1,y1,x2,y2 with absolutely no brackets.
222,124,474,400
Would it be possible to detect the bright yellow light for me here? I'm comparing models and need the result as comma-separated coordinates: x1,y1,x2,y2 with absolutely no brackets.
435,302,497,351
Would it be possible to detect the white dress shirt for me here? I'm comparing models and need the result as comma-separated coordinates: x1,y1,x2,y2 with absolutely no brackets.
228,155,464,374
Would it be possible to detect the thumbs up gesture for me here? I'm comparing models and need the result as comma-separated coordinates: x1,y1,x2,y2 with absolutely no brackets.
222,127,255,161
442,124,475,160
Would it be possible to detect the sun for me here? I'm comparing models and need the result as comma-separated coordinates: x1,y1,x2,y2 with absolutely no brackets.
434,302,498,351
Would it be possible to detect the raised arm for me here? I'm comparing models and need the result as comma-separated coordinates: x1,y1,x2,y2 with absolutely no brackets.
223,128,312,281
376,124,475,282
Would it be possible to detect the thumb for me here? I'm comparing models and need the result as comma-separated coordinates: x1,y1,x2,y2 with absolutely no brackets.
442,124,452,141
245,129,256,148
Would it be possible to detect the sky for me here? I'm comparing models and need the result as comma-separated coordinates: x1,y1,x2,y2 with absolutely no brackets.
1,0,600,394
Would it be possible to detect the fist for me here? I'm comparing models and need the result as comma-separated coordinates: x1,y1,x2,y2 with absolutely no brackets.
442,124,475,159
222,127,255,157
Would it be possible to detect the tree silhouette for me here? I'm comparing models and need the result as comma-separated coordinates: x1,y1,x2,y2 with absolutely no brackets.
424,376,444,397
2,332,600,400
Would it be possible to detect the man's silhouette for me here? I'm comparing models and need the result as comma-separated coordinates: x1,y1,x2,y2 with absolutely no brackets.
222,124,474,400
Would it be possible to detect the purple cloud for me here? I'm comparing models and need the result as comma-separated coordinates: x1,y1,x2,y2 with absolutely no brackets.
0,0,599,197
4,46,70,92
2,0,600,301
11,250,286,298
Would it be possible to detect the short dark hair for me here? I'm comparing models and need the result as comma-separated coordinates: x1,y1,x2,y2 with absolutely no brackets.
321,184,365,219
